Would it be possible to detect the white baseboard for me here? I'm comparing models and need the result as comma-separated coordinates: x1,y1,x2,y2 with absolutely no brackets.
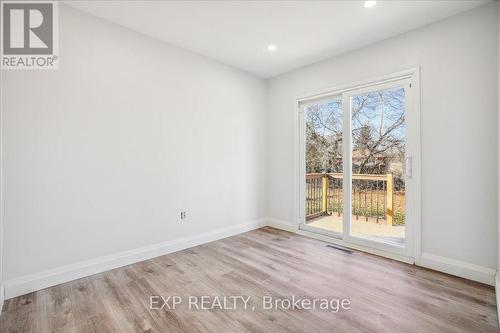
3,218,496,300
411,253,495,286
266,219,496,286
266,218,297,232
4,219,266,299
495,272,500,328
0,284,4,314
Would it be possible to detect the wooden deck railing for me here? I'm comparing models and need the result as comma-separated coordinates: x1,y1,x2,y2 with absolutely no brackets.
306,173,394,225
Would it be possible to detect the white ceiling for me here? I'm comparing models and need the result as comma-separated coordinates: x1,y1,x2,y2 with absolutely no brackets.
67,1,489,78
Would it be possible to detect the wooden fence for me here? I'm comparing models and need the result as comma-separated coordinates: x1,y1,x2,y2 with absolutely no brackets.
305,173,395,225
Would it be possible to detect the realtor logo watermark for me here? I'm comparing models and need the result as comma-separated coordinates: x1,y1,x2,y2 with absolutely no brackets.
1,1,58,69
150,295,351,313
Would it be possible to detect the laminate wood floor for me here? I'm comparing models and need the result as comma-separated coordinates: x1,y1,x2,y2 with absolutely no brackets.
1,227,497,332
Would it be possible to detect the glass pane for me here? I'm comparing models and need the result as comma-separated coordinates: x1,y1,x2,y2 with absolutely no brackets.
304,99,343,234
350,87,406,246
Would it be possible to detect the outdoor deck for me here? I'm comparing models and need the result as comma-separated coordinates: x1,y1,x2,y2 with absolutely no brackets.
307,214,405,246
305,172,406,246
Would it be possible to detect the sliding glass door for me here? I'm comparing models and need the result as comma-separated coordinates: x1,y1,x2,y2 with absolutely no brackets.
343,84,408,250
299,73,418,258
302,97,344,237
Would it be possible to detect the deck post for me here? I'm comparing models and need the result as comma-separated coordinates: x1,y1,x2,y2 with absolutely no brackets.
386,173,393,226
322,175,328,214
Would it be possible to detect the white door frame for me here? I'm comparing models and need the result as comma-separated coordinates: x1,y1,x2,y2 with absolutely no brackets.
294,67,421,262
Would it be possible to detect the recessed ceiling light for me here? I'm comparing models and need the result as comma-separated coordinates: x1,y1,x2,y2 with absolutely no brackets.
267,44,277,52
364,1,377,8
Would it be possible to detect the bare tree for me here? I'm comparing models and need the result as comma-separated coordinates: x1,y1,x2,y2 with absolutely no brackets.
306,87,405,176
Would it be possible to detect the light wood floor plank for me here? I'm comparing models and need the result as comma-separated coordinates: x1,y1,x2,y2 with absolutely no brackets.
1,227,497,332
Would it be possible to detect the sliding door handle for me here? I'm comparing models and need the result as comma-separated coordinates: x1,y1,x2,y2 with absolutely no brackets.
405,156,412,178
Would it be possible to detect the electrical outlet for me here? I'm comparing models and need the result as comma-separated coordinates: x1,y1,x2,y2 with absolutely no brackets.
180,211,186,220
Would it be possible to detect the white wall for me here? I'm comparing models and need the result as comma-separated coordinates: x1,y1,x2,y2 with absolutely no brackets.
497,0,500,272
1,5,267,282
1,1,499,297
267,2,499,270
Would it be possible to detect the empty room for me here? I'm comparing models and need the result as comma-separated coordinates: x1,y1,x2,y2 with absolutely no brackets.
0,0,499,332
